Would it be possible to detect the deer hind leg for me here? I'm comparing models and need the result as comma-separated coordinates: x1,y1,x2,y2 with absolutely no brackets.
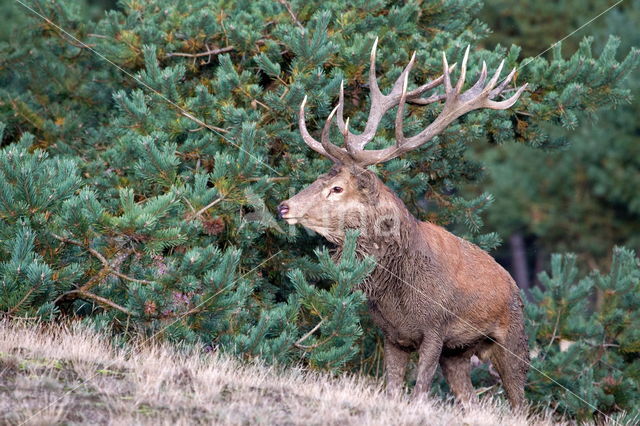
489,325,529,409
439,350,478,404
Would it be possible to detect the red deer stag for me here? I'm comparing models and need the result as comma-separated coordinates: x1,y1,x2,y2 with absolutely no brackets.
278,40,529,408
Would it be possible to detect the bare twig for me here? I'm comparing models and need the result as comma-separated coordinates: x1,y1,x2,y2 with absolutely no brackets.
51,233,154,285
6,286,38,316
170,286,229,318
246,176,290,182
543,308,563,358
78,267,111,293
182,196,197,214
180,111,228,134
87,33,109,39
193,197,224,219
185,197,224,221
65,290,135,316
276,0,304,30
166,45,235,58
293,319,325,349
52,266,112,307
476,384,498,396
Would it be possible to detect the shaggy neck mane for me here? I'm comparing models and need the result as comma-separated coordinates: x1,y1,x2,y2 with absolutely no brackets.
336,177,432,297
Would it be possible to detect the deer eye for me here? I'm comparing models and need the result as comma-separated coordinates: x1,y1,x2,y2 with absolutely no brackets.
331,186,343,194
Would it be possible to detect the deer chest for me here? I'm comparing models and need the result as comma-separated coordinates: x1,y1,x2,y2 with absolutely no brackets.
367,298,422,351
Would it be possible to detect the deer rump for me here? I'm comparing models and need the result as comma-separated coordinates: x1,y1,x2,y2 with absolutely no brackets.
279,40,529,408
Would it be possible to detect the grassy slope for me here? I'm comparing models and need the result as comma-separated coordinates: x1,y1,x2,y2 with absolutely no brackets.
0,321,559,425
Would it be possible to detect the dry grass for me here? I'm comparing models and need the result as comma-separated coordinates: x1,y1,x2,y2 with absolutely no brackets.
0,321,561,425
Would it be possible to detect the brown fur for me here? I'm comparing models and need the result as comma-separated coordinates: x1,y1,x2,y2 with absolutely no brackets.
280,165,529,408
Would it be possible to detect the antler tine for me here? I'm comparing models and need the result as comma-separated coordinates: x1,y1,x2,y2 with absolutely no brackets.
343,117,354,154
299,96,330,158
486,82,528,109
390,51,417,95
339,37,384,153
321,106,338,146
406,62,456,99
369,37,382,97
336,79,349,135
320,106,351,163
442,52,452,94
485,59,505,93
490,67,517,98
299,96,351,164
455,45,470,94
395,71,410,148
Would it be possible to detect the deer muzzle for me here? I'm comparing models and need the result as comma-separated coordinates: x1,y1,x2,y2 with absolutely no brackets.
277,202,290,219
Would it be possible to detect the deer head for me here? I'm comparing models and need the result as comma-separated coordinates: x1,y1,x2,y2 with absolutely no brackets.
278,40,527,241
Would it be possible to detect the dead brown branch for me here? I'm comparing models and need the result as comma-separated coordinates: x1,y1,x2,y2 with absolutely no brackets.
6,286,38,316
293,319,325,349
193,197,224,219
166,45,235,59
276,0,304,30
180,111,228,134
64,290,135,316
51,233,154,285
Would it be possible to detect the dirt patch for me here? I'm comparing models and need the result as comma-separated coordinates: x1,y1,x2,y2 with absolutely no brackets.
0,354,20,382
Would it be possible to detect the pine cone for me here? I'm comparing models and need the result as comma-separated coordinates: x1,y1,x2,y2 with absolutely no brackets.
144,300,157,316
203,217,225,235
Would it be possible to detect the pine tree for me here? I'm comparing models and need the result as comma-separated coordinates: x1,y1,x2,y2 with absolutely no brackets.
480,0,614,57
473,1,640,273
526,247,640,421
0,1,638,414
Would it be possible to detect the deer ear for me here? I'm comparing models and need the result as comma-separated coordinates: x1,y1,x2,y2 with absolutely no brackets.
353,168,379,201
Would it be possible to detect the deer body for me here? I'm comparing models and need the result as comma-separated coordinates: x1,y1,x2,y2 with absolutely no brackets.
279,41,529,407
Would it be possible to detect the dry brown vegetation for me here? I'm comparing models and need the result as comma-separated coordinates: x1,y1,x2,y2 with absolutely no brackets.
0,320,561,425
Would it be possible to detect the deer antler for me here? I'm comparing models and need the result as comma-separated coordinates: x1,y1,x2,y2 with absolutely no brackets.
336,38,457,154
299,37,456,165
299,40,527,166
299,96,350,163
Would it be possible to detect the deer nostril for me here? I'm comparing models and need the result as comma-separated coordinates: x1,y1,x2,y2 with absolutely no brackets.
277,203,290,218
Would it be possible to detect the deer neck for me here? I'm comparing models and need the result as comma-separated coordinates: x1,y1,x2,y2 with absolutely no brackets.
363,188,420,257
335,183,423,273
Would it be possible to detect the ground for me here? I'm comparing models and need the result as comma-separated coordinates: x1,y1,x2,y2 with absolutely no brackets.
0,320,560,425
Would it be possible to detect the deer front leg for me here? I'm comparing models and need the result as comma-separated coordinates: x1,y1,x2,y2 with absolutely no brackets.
384,338,410,395
413,335,444,396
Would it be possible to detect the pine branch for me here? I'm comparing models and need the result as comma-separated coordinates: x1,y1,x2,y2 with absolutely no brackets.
6,286,38,316
52,266,110,307
165,39,268,61
51,233,154,285
65,290,135,316
170,285,234,318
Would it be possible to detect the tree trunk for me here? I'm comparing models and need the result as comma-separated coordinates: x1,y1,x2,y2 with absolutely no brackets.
509,233,530,296
534,242,546,289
